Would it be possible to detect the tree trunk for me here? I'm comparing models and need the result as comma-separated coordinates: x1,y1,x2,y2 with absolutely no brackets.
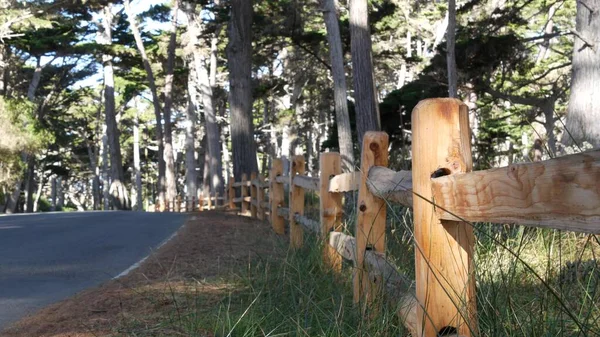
162,0,179,201
32,170,45,212
320,0,355,172
101,128,110,210
133,107,143,210
24,157,34,212
57,177,64,210
564,0,600,149
124,0,167,204
227,0,259,180
102,3,129,210
349,0,380,145
446,0,458,98
185,67,198,199
185,5,224,198
50,176,57,211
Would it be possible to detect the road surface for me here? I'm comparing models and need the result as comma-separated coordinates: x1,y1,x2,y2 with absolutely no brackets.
0,211,186,329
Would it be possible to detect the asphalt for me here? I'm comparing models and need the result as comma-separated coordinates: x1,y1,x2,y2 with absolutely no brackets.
0,211,187,329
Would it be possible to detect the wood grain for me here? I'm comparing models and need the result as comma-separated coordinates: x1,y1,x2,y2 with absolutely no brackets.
270,159,285,234
412,98,477,336
290,155,305,248
320,152,343,271
432,150,600,233
354,131,388,306
293,175,320,191
367,166,413,207
328,172,360,192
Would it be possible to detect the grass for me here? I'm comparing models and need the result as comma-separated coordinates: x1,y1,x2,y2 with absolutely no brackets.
131,201,600,337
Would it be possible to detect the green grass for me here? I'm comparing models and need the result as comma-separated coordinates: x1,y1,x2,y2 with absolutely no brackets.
181,235,406,336
141,202,600,337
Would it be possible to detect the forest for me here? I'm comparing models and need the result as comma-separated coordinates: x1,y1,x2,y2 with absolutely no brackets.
1,0,597,213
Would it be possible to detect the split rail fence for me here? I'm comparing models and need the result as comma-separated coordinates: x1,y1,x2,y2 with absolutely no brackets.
170,98,600,337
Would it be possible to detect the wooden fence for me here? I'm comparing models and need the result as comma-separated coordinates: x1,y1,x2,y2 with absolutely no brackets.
173,98,600,337
154,194,225,212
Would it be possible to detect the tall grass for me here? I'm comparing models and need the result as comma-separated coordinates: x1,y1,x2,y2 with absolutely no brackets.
148,200,599,336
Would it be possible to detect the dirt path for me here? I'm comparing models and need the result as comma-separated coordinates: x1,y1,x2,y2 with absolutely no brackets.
1,211,283,337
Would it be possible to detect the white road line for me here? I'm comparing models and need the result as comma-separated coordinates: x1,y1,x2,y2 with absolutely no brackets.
113,220,188,279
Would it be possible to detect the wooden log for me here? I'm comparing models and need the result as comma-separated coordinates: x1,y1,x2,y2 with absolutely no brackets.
277,206,290,218
289,155,305,248
270,159,286,234
320,152,343,271
412,98,477,336
199,194,204,212
431,150,600,233
354,131,389,308
251,172,258,218
228,176,235,209
367,167,413,207
260,200,270,210
292,175,320,191
257,174,265,221
329,232,417,335
241,173,249,216
275,175,290,184
329,171,361,193
293,214,320,233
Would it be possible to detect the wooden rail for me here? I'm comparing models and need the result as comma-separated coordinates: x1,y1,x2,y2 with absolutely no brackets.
217,98,600,337
431,149,600,233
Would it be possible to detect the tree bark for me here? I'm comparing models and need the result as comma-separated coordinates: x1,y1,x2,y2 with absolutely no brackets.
50,176,57,211
162,0,179,201
133,107,143,210
446,0,458,98
564,0,600,148
320,0,355,172
185,67,198,199
124,0,167,204
101,127,110,210
227,0,259,180
102,3,130,210
185,4,224,197
349,0,380,145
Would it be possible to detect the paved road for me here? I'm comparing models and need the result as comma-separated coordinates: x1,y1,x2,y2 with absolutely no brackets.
0,211,186,329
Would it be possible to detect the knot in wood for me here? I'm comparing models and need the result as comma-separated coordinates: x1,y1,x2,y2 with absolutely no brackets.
369,142,379,152
359,202,367,212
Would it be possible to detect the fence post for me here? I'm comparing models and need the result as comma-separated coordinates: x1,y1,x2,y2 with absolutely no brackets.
412,98,477,336
289,155,305,249
228,176,235,209
241,173,248,215
320,152,343,271
257,174,265,221
270,159,285,234
354,132,388,308
199,193,204,212
251,172,258,218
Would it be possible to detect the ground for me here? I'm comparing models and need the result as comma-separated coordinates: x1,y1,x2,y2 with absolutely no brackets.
0,211,284,337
